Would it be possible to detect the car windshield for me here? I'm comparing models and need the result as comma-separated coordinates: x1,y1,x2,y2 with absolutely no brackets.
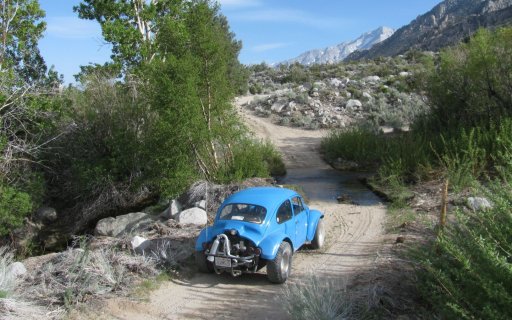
219,203,267,224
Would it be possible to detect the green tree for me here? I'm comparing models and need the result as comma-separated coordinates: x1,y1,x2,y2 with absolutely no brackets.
74,0,186,72
146,0,243,181
0,0,47,82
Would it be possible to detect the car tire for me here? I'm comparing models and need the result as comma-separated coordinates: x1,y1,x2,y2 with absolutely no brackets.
311,219,325,249
267,241,292,284
195,251,214,273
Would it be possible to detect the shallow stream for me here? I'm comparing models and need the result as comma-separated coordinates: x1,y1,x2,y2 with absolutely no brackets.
277,168,382,206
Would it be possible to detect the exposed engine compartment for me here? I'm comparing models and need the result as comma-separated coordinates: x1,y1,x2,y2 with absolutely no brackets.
205,232,261,276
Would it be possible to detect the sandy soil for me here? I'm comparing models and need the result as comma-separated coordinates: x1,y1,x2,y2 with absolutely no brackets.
96,96,386,320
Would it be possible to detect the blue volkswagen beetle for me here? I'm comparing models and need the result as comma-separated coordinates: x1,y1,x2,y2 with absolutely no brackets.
195,187,324,283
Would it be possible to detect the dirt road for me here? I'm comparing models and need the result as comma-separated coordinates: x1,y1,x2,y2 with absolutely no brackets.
100,96,386,320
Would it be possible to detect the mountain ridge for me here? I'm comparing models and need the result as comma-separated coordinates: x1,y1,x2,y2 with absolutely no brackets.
281,26,394,66
347,0,512,60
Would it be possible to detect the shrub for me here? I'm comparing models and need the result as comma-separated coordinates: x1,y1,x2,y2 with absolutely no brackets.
215,139,285,182
0,183,32,236
283,275,352,320
0,246,16,297
417,182,512,319
428,28,512,129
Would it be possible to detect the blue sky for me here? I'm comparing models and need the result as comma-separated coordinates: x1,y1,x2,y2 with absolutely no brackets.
39,0,442,83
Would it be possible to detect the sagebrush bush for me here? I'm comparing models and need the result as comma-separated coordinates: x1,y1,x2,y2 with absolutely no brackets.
0,246,16,297
283,276,352,320
417,182,512,319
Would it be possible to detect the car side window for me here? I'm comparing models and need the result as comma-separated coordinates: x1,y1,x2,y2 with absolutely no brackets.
292,196,304,215
276,200,293,224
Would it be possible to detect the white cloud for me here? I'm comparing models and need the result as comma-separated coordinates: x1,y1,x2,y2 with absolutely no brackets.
252,42,291,52
218,0,261,8
230,9,342,29
46,17,101,39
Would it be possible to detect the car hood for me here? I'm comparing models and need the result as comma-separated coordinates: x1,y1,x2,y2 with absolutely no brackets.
210,220,268,245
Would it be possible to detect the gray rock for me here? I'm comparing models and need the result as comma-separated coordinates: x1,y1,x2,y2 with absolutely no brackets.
161,199,182,219
34,207,57,223
363,75,380,82
271,102,286,113
467,197,492,211
7,262,27,279
195,200,207,210
362,92,373,101
170,200,182,218
95,212,155,237
131,236,149,251
177,208,207,227
329,78,343,87
346,99,362,110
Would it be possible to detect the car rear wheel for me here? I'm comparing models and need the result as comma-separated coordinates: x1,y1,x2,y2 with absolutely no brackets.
311,219,325,249
195,251,214,273
267,242,292,284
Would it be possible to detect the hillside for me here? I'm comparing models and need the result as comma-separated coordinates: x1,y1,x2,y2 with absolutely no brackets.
348,0,512,60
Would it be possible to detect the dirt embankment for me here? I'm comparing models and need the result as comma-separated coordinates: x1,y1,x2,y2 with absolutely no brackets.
96,95,387,320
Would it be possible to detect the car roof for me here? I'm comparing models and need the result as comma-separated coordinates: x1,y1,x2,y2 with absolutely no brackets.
222,187,298,212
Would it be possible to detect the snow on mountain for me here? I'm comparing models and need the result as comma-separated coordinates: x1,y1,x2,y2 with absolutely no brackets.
282,26,395,66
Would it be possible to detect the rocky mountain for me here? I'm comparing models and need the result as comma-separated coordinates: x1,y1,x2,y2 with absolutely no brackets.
347,0,512,60
282,26,395,65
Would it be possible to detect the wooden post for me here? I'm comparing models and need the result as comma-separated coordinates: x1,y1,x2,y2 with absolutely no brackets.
439,179,449,233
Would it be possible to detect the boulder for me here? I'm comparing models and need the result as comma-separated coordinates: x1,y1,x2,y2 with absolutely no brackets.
399,71,411,77
467,197,492,211
271,102,286,113
346,99,362,110
34,207,57,224
329,78,343,87
363,75,380,82
177,208,207,227
95,212,155,237
161,199,181,219
6,262,27,281
195,200,207,210
362,92,373,101
131,236,149,251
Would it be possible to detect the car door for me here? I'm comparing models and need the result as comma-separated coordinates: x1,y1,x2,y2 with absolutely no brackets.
292,196,308,245
276,199,297,249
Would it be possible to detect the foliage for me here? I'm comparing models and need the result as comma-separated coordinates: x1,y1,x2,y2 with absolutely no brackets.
0,0,47,83
215,139,285,183
428,28,512,128
417,182,512,319
75,0,183,70
0,182,32,236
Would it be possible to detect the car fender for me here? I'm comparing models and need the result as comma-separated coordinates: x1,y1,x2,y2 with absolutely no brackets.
307,209,324,241
194,226,215,251
259,231,293,260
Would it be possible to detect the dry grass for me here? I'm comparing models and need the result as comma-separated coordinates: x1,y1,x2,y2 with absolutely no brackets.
282,275,353,320
0,246,16,297
19,245,158,309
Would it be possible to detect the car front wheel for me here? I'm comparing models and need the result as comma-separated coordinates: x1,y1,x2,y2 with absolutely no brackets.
267,241,292,284
311,219,325,249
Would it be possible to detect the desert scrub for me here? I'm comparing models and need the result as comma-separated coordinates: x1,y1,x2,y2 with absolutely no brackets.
283,275,353,320
23,245,158,309
417,181,512,319
0,246,16,297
